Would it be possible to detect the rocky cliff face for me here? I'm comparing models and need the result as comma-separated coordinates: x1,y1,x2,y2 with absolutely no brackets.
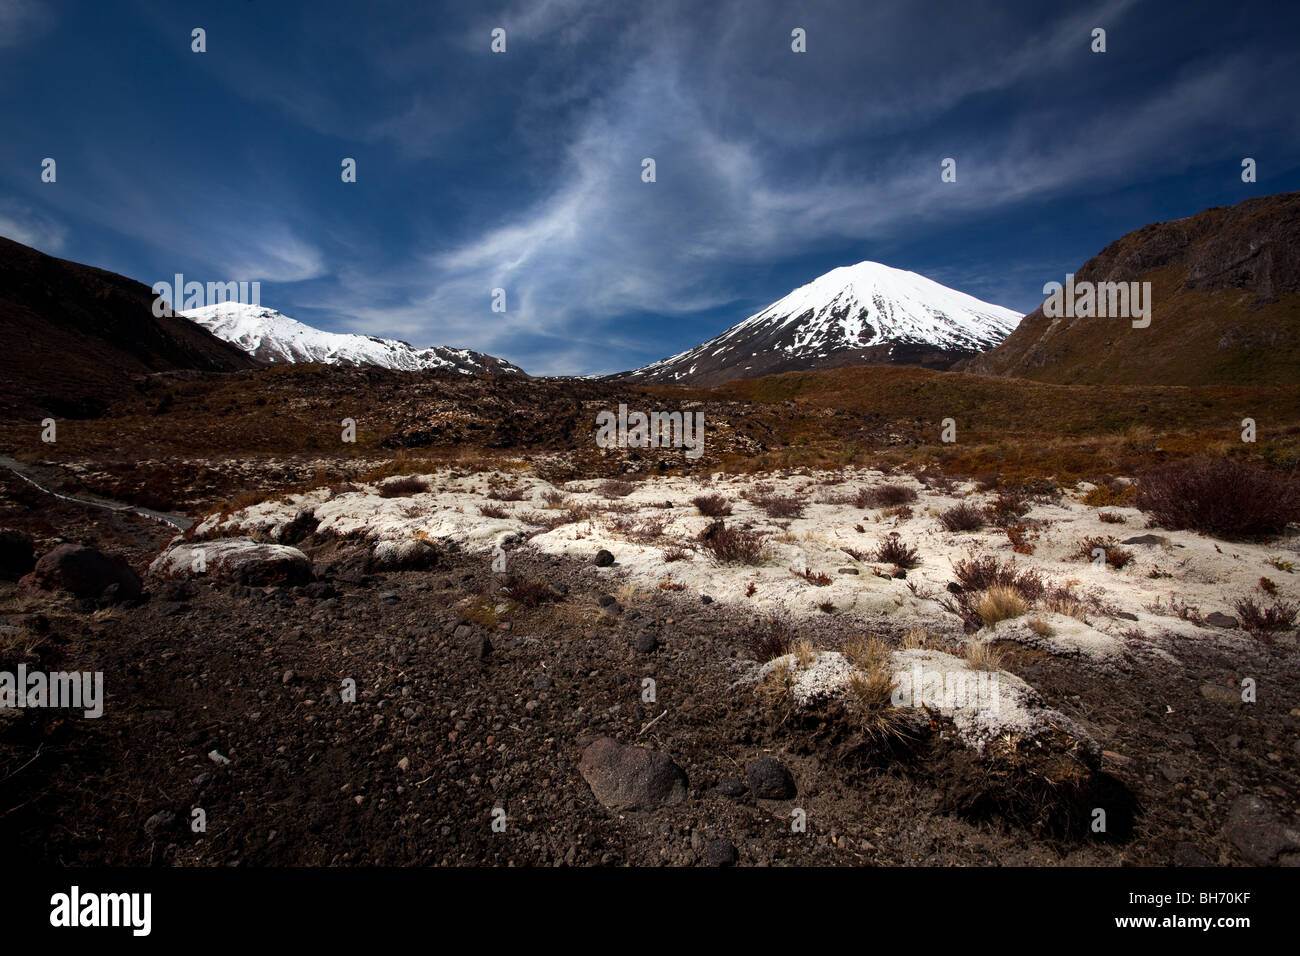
959,192,1300,385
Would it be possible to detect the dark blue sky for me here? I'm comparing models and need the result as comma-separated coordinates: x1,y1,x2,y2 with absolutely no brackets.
2,0,1298,375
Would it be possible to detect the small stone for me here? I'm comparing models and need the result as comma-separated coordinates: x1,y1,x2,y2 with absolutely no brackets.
397,757,409,772
701,594,713,604
837,568,859,575
282,670,295,685
716,777,746,798
1121,534,1168,546
633,631,658,654
746,756,796,799
704,839,738,867
1222,794,1300,865
597,594,616,608
533,674,554,691
594,549,615,567
143,810,177,838
1205,611,1239,629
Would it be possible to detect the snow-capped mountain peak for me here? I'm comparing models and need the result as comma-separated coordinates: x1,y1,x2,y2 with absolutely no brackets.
625,260,1021,385
182,302,526,376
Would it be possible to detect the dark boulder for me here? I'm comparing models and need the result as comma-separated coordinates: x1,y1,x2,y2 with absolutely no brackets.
21,543,142,602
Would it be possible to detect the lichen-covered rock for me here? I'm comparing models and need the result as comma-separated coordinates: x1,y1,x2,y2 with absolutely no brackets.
149,538,312,586
366,537,439,572
758,647,1100,762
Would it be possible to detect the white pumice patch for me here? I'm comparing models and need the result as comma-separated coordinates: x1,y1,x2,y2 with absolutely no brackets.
186,466,1299,665
753,647,1101,756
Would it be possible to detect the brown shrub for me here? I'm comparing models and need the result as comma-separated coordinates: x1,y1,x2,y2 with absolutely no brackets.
1083,483,1139,507
952,554,1045,602
598,479,636,498
377,475,429,497
790,566,832,586
697,520,768,564
1137,458,1300,540
984,492,1030,528
1073,536,1134,569
871,534,920,569
1233,596,1299,639
939,502,986,532
750,494,805,519
691,493,733,517
505,576,559,607
856,484,919,509
1005,524,1036,555
540,488,569,509
749,614,798,662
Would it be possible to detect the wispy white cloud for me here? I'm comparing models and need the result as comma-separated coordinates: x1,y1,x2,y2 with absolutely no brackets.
0,201,64,251
310,13,1286,375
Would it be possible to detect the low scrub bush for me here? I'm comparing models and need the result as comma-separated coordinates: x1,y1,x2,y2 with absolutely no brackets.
1233,596,1299,639
1136,458,1299,540
505,577,559,607
856,484,918,509
691,493,733,517
1073,536,1134,569
698,520,768,564
872,534,921,569
377,475,429,498
597,479,637,498
790,566,832,586
750,493,805,519
749,614,798,662
984,492,1030,528
939,502,985,532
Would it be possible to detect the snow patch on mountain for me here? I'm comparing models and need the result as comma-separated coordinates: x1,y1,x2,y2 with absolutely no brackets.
183,302,525,376
628,261,1021,383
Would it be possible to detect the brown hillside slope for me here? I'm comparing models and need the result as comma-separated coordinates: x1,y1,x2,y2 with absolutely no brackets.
959,192,1300,385
0,236,260,418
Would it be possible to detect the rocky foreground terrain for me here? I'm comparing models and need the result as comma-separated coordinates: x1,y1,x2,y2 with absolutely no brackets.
2,458,1298,866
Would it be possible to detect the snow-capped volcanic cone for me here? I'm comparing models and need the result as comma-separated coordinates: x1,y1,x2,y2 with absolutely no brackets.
625,261,1021,385
184,302,526,376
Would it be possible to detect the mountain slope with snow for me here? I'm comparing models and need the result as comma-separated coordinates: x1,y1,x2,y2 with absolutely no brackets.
624,261,1021,385
183,303,526,376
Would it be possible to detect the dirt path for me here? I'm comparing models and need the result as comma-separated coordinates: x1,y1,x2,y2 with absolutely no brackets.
0,455,191,532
